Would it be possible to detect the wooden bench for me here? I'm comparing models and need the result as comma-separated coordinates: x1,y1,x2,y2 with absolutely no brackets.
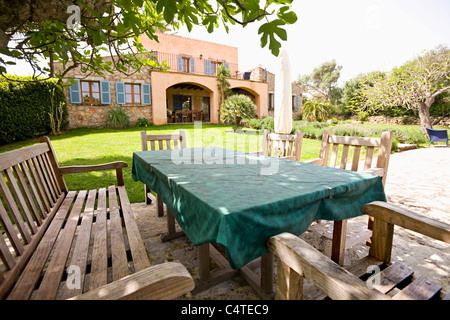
0,137,194,300
267,201,450,300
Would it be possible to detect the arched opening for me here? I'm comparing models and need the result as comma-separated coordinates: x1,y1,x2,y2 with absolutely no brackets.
230,88,256,103
166,82,213,123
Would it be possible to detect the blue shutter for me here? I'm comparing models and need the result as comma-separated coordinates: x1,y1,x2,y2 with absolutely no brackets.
295,95,299,110
190,58,195,73
142,83,151,105
204,60,212,76
116,82,125,104
223,62,229,72
100,80,110,104
177,56,183,72
69,79,81,104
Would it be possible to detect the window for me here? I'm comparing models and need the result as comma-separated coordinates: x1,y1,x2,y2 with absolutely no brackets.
125,83,141,104
80,80,101,104
181,57,190,73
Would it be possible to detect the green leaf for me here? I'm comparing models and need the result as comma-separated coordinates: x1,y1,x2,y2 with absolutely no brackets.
277,6,298,24
258,20,287,56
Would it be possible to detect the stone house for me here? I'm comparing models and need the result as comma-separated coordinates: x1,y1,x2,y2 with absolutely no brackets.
57,32,303,129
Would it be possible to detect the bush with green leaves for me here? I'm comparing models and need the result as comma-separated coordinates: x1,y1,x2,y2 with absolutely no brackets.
302,99,333,122
0,75,68,145
105,107,130,129
136,117,151,127
248,118,262,129
220,94,256,128
261,116,274,130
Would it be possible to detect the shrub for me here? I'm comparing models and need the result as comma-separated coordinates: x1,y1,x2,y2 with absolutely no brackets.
260,116,274,130
105,107,130,129
220,94,256,128
248,118,262,129
357,111,369,122
302,99,333,122
136,117,150,127
0,75,68,145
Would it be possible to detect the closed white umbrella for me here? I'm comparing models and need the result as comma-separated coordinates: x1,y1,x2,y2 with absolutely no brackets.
274,48,293,134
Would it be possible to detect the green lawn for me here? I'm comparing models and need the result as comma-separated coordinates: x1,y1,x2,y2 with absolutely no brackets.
0,124,322,203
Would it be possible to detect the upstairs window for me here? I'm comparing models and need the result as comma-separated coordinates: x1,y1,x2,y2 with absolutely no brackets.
177,56,195,73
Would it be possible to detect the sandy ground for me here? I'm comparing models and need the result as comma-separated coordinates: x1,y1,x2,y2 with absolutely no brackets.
132,146,450,300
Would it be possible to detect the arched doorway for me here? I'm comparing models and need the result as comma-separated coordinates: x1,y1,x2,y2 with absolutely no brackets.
166,82,213,123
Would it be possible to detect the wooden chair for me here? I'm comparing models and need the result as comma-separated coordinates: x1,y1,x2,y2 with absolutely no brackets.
267,201,450,300
141,130,187,216
0,136,194,300
257,129,304,161
191,110,203,122
305,130,394,265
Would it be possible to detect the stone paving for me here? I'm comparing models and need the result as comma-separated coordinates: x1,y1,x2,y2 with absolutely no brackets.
131,146,450,300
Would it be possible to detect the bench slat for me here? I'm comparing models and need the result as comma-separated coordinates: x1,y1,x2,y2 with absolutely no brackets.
118,186,150,271
89,188,108,290
7,191,76,300
0,172,32,244
5,168,38,235
31,156,55,206
24,159,50,214
0,198,24,256
60,189,96,299
108,185,129,282
34,191,87,300
13,164,42,226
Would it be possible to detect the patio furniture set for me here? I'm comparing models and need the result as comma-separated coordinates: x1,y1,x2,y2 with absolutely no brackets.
0,129,449,300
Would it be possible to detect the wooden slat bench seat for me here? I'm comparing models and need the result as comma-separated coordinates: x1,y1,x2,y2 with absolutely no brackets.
0,137,194,300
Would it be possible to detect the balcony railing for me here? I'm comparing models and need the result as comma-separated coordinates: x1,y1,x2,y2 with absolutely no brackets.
150,51,266,82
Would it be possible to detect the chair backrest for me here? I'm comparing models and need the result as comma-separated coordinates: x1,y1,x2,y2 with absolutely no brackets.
261,129,304,161
317,130,393,186
141,130,187,151
0,137,66,294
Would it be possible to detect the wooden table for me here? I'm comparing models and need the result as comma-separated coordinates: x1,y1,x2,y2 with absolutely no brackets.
132,148,387,298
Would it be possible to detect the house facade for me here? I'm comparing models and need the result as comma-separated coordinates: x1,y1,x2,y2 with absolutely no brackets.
58,32,303,129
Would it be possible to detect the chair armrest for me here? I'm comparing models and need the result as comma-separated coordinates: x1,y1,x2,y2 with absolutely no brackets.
59,161,128,174
69,262,194,300
267,233,389,300
362,201,450,244
303,158,324,165
59,161,128,186
280,155,296,161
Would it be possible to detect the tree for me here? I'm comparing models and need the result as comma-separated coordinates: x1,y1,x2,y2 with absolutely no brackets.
220,94,256,128
360,45,450,135
294,59,342,102
216,64,232,123
0,0,297,83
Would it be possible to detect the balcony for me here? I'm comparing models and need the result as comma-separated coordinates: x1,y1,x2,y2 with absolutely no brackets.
151,51,266,82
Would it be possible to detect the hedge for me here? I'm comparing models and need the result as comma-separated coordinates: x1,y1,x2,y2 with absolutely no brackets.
0,75,68,145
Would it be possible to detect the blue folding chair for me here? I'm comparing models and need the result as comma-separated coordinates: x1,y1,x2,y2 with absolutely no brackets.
425,127,449,146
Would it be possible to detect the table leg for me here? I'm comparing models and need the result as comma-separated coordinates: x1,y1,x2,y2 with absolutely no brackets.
261,252,274,295
161,207,185,242
156,193,164,217
198,243,210,281
331,219,348,266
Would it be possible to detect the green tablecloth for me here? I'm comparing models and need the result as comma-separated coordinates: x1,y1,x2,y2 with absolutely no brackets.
132,148,386,269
